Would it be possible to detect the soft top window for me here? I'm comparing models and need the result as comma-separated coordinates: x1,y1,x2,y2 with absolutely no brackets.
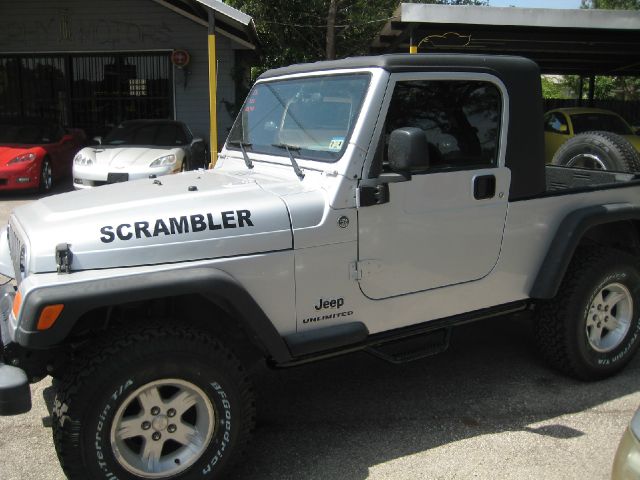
382,79,502,172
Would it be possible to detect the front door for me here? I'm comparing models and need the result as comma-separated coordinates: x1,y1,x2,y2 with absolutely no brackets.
358,74,510,300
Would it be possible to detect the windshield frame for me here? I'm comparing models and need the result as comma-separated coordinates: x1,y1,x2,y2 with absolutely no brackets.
226,72,372,164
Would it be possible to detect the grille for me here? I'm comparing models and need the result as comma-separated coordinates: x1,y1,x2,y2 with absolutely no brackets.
7,223,25,286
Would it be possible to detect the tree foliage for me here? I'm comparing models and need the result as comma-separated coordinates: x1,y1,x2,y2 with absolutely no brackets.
541,76,569,99
226,0,487,72
581,0,640,8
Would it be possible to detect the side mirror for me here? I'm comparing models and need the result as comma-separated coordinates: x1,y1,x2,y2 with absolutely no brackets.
192,137,204,145
61,134,74,144
93,136,102,145
388,127,429,176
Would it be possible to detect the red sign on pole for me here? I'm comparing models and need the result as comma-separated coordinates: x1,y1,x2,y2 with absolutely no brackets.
171,50,190,68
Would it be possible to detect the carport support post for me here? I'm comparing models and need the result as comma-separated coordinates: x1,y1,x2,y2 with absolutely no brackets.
588,75,596,107
208,10,219,168
409,26,417,54
577,76,584,106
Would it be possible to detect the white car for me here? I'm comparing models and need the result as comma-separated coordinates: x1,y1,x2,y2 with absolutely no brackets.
73,120,207,189
612,407,640,479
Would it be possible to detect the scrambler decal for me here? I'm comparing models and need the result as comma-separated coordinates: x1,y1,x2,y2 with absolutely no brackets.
303,297,353,324
99,210,254,243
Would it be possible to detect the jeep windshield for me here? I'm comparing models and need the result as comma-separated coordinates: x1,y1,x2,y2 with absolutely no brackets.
227,73,370,163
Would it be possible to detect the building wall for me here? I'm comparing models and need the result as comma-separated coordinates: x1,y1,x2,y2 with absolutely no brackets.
0,0,244,144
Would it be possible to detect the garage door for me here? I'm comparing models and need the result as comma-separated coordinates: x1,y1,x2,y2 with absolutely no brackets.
0,52,173,138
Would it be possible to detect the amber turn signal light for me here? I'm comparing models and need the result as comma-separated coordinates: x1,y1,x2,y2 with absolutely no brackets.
12,291,22,318
37,304,64,331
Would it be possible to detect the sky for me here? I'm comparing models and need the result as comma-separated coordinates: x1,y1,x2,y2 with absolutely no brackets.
488,0,582,7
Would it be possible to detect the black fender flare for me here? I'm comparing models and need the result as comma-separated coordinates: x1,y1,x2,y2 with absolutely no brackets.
15,267,293,363
530,203,640,299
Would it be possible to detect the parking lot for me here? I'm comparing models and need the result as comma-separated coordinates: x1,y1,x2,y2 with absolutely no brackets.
0,185,638,480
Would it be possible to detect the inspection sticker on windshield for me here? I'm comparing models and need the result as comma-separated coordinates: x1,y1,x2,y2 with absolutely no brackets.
328,137,344,151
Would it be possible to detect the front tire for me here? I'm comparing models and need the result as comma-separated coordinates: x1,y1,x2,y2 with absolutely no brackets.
39,157,53,193
52,326,255,480
535,248,640,380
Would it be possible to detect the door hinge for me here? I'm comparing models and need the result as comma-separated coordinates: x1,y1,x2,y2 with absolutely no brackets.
357,184,389,207
350,260,382,281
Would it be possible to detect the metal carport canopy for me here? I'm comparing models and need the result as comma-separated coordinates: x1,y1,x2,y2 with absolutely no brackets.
152,0,259,49
372,4,640,76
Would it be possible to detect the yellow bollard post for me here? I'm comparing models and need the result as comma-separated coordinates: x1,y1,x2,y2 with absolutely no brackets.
208,11,218,168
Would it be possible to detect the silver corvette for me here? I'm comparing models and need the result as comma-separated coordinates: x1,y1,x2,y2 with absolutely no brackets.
72,119,207,189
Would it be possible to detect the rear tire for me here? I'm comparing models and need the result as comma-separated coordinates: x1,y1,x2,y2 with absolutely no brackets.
551,131,640,172
534,247,640,380
52,326,255,480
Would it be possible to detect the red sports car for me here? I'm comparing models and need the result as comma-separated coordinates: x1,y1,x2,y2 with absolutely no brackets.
0,120,86,192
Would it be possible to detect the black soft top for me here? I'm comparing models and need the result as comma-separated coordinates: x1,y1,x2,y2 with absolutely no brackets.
260,54,545,201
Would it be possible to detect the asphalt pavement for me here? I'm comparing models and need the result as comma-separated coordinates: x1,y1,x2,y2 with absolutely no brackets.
0,182,638,480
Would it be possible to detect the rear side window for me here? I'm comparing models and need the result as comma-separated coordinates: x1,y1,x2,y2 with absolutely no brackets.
544,113,569,134
570,113,632,135
384,80,502,171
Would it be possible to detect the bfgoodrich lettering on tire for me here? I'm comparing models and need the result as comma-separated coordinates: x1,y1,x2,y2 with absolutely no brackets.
52,326,255,480
535,247,640,380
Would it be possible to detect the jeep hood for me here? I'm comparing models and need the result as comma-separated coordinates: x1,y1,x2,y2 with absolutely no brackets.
11,170,294,273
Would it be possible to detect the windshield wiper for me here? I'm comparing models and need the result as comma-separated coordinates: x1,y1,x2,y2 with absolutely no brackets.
271,143,305,180
227,140,254,169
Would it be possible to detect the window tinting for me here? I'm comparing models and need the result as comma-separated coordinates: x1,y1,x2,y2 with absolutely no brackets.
156,124,189,145
570,113,632,135
103,122,187,147
385,80,502,171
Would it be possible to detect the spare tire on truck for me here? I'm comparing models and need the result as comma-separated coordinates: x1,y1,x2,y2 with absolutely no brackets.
551,130,640,172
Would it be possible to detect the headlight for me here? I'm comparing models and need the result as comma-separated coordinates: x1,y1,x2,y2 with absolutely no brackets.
73,153,93,166
150,154,177,168
8,153,36,164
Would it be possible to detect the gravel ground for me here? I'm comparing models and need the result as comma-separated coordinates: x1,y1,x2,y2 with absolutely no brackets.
0,182,637,480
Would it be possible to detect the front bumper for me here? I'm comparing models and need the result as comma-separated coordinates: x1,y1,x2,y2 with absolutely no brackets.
0,162,40,191
0,363,31,415
73,163,177,189
0,284,31,415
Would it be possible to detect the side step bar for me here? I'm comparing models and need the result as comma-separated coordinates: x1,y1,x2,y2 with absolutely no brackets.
279,301,527,368
366,327,451,364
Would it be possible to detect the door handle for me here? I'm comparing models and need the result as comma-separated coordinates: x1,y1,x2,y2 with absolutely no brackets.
473,175,496,200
